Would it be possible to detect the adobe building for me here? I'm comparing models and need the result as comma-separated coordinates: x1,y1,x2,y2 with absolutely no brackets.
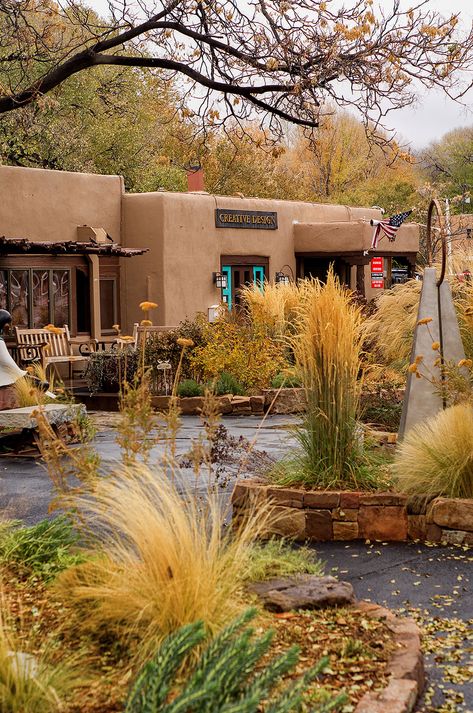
0,165,419,339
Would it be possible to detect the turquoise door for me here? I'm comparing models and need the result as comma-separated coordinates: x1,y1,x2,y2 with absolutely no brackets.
253,266,265,289
221,264,265,309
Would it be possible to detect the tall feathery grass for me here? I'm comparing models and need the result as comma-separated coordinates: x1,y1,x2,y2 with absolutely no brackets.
275,271,368,488
393,402,473,499
365,279,422,369
241,281,302,338
13,363,57,407
0,606,76,712
56,466,274,656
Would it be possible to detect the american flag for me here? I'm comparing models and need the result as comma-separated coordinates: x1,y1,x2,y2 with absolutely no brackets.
370,210,412,250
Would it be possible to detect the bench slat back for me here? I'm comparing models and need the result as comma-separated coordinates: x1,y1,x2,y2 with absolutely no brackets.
132,323,177,347
15,325,73,357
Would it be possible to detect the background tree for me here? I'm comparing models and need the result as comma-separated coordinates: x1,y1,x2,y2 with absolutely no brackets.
0,0,472,143
421,127,473,213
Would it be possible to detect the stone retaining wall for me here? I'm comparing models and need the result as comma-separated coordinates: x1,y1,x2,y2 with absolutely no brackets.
232,480,473,544
151,394,265,415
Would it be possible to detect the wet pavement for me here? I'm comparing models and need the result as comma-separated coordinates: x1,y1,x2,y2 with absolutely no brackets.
0,413,299,524
314,541,473,712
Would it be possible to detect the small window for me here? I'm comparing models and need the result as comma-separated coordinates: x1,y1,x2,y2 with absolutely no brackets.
53,270,70,327
10,270,29,327
1,268,71,330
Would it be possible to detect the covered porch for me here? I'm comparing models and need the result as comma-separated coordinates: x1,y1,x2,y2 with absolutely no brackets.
0,236,147,384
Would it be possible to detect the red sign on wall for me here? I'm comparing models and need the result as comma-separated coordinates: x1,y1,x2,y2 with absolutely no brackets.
371,256,384,289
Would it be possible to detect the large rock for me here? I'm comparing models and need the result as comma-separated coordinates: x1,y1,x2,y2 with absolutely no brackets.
267,486,305,508
248,574,355,611
306,509,333,540
0,403,85,430
429,498,473,533
358,505,408,541
179,396,205,415
231,396,252,415
269,506,306,541
333,521,359,540
262,388,306,414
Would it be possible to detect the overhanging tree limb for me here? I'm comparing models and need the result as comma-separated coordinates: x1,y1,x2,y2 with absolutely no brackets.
0,0,472,138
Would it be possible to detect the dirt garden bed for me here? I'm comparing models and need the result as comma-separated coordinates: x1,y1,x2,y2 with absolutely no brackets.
232,481,473,545
1,564,424,713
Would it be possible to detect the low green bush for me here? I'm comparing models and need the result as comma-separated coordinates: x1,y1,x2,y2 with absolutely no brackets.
125,608,346,713
271,372,302,389
177,379,204,397
0,516,84,581
245,539,324,582
209,371,245,396
85,347,139,394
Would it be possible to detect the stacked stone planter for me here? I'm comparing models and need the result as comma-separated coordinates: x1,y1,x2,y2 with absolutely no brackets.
232,480,473,544
151,394,265,416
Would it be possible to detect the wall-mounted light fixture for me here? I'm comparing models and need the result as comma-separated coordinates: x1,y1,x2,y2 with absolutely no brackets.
213,271,228,290
275,271,290,285
275,264,294,285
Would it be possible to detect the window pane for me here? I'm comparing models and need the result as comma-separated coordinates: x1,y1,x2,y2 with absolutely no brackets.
10,270,29,327
0,271,7,310
53,270,70,327
100,279,116,331
32,270,50,327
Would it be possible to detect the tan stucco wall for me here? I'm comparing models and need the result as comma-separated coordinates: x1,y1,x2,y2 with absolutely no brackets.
0,164,420,331
0,165,123,243
294,221,418,254
122,192,387,328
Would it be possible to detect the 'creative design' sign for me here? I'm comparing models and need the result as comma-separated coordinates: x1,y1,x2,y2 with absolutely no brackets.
215,209,278,230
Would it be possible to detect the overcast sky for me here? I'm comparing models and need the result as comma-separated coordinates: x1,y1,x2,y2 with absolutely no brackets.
377,0,472,148
89,0,472,149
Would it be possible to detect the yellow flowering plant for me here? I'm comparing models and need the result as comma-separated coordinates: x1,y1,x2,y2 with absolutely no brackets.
190,318,287,392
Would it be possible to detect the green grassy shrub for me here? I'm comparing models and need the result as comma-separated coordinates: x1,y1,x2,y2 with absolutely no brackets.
85,347,139,393
245,539,324,582
209,371,245,396
393,402,473,498
125,608,345,713
271,372,302,389
0,516,84,581
0,628,77,713
177,379,203,397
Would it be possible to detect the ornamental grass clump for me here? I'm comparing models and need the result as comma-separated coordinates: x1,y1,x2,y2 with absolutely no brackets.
56,466,274,656
0,608,77,713
393,402,473,499
365,279,421,369
279,271,367,489
241,281,302,338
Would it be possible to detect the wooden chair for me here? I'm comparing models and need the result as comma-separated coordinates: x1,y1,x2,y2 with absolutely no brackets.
14,325,86,381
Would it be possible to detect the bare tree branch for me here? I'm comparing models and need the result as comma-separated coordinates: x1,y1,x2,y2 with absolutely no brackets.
0,0,472,141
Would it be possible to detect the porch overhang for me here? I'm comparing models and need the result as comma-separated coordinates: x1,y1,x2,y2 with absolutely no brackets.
0,236,148,257
293,220,419,255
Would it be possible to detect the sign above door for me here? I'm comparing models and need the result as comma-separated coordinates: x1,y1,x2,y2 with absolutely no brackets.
215,209,278,230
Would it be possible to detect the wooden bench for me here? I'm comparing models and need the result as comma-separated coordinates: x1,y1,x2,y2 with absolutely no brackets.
14,325,86,381
131,323,178,348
